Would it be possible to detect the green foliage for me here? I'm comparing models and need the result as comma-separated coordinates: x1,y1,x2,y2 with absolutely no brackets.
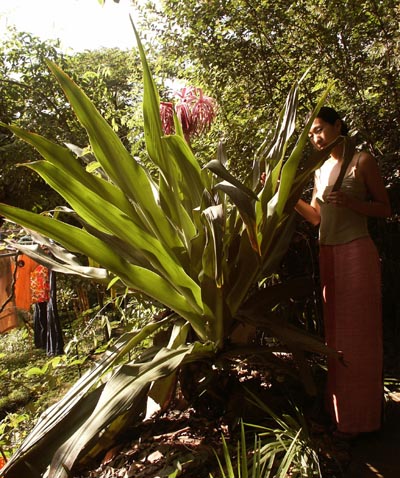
0,333,45,413
0,26,340,478
138,0,400,184
63,289,160,356
0,299,155,462
212,421,262,478
0,413,31,460
213,402,321,478
0,29,67,210
0,329,73,459
246,393,321,478
0,28,144,211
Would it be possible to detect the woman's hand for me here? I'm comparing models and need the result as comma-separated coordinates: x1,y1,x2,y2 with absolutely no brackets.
326,190,350,207
324,152,391,217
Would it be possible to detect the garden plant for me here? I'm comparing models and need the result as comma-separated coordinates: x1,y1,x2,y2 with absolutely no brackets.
0,24,341,478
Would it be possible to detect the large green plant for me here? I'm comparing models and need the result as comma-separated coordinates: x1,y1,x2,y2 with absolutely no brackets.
0,25,339,478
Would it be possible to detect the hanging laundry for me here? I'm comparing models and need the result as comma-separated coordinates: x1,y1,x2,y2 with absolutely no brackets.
46,270,64,356
31,264,50,303
13,254,40,311
31,264,50,350
31,264,64,355
0,245,65,352
0,253,18,333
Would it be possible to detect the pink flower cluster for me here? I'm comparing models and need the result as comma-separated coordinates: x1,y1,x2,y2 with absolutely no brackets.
160,86,216,140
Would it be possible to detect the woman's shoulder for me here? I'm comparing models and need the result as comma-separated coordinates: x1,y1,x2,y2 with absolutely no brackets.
355,149,385,185
356,149,374,163
356,150,379,171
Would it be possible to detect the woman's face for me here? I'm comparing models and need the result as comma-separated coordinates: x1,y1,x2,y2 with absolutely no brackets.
308,117,341,150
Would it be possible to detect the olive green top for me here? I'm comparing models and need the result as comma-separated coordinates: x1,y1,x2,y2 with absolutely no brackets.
315,164,369,245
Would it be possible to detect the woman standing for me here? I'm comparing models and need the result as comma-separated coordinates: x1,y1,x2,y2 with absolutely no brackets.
296,107,391,437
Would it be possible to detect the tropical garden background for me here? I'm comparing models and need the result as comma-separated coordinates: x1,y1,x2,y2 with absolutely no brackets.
0,1,399,477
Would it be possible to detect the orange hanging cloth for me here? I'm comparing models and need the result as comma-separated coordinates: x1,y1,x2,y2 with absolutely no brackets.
13,254,40,311
0,253,18,333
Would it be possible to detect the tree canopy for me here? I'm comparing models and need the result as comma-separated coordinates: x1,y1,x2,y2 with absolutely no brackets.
1,0,399,213
137,0,400,184
0,28,144,211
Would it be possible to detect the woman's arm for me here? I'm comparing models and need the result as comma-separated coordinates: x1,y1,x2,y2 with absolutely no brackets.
295,186,321,226
326,152,391,217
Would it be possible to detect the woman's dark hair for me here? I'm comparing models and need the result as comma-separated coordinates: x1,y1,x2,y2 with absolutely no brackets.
316,106,349,136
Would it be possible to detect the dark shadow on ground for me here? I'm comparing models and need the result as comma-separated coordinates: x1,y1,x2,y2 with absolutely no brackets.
344,399,400,478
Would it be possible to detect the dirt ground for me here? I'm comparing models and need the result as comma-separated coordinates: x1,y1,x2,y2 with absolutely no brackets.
74,397,400,478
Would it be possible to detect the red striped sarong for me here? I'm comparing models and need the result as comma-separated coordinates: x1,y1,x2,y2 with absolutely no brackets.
319,236,383,433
